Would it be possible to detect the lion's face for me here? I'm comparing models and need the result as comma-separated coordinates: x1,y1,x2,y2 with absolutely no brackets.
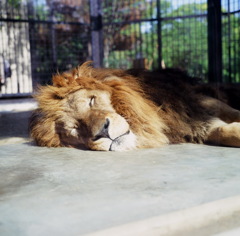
55,89,137,151
30,62,169,151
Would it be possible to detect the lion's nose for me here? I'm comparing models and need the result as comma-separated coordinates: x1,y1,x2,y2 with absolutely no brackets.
102,118,110,134
92,118,111,141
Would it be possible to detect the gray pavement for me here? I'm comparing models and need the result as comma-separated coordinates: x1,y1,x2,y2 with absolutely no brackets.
0,99,240,235
1,143,240,235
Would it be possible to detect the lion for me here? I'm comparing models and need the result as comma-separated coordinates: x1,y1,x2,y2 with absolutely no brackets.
29,62,240,151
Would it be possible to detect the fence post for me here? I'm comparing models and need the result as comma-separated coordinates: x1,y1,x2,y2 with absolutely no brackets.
156,0,162,69
27,1,38,87
89,0,103,68
207,0,222,83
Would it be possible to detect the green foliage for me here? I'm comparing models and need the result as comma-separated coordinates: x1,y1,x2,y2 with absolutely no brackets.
222,14,240,82
34,5,48,21
104,1,239,83
6,0,238,83
160,2,209,80
7,0,21,8
105,1,209,80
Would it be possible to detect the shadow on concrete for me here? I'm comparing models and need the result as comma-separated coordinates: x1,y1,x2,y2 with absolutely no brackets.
0,110,32,138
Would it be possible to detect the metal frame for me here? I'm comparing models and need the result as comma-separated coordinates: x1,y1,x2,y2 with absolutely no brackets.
207,0,222,83
90,0,103,67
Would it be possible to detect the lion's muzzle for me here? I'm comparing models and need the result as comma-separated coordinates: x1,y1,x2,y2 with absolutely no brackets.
87,111,136,151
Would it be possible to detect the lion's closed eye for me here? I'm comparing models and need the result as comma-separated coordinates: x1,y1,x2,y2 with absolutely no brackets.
89,96,96,107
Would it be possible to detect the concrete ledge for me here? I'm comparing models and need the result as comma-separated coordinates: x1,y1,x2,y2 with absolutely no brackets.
0,98,37,113
86,195,240,236
0,137,30,146
215,227,240,236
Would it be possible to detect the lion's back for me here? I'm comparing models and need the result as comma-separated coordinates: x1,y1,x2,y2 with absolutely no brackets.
126,69,213,144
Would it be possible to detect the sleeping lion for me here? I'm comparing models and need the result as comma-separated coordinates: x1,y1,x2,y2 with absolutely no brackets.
29,62,240,151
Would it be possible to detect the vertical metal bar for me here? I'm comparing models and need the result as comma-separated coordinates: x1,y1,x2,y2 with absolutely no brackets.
227,0,232,82
49,2,57,69
27,1,38,88
234,4,239,83
90,0,103,68
207,0,222,83
156,0,162,69
139,22,143,59
13,21,20,94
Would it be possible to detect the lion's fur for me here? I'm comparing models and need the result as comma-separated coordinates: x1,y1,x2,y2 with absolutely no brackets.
29,62,240,150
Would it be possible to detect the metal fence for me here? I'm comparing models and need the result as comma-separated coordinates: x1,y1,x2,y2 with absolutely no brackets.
0,0,91,97
101,0,239,83
0,0,239,97
222,0,240,83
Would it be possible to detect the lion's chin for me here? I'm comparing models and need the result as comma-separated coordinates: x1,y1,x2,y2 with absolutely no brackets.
109,131,137,151
90,131,137,151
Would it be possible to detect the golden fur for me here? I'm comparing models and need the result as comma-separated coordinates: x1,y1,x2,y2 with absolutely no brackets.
29,62,240,151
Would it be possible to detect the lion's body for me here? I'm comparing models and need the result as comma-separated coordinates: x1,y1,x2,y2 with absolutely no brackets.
30,62,240,151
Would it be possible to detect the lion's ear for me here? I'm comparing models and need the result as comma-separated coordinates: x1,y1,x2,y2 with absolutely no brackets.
75,61,93,78
52,73,76,87
52,74,69,87
52,61,93,87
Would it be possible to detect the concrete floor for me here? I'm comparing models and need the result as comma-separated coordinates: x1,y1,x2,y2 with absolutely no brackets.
0,99,240,236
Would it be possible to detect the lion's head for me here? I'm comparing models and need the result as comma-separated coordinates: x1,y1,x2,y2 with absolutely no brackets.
30,62,168,151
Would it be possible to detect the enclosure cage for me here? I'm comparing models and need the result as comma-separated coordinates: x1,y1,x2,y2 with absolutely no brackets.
0,0,239,97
